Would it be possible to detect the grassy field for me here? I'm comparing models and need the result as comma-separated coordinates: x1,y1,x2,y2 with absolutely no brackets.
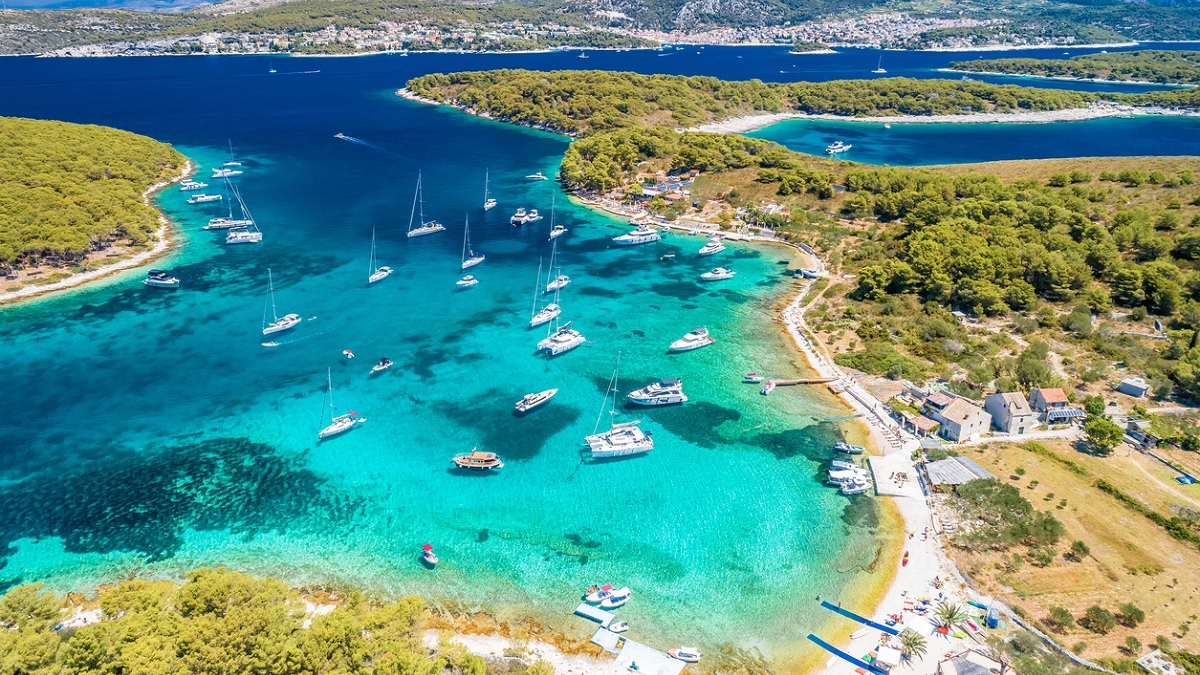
943,439,1200,661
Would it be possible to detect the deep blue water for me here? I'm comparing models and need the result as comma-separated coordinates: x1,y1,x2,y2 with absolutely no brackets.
0,46,1194,662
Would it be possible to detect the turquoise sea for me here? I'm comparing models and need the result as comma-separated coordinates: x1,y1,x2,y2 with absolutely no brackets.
0,46,1194,662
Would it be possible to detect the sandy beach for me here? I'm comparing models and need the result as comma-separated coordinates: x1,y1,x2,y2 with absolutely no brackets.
0,160,192,307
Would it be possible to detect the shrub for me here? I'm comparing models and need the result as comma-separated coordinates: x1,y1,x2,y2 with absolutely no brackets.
1084,605,1117,633
1070,540,1090,560
1119,602,1146,627
1048,606,1076,631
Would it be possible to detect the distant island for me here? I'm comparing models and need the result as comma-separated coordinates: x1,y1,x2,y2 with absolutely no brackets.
949,50,1200,86
0,116,186,304
790,41,830,54
1,0,1199,57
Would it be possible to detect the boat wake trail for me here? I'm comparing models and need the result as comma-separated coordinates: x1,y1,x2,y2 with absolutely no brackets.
335,134,405,159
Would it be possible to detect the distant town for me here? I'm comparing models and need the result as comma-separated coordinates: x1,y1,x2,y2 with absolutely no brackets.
38,12,1103,57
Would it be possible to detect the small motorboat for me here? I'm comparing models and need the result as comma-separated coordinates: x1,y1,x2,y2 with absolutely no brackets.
421,543,439,566
599,587,631,609
343,349,355,359
516,388,558,414
451,449,504,471
525,172,548,180
371,357,393,374
608,620,629,633
143,269,180,288
456,275,479,288
760,381,776,396
548,224,567,240
834,441,866,455
668,647,702,663
585,584,616,604
701,267,735,281
743,372,764,383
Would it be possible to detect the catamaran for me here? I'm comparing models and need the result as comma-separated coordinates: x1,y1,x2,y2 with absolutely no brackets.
261,269,301,335
461,215,485,269
585,353,653,458
187,193,222,205
406,172,445,238
529,259,562,328
317,367,366,440
368,227,392,283
483,169,497,211
536,296,585,356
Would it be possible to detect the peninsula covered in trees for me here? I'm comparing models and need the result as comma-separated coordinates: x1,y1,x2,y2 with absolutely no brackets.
0,117,184,282
404,69,1198,139
949,50,1200,86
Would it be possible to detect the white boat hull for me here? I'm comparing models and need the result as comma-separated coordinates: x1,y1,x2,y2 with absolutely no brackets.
369,267,393,284
262,313,301,335
669,338,714,352
516,388,558,413
586,422,653,457
462,255,485,270
530,304,561,328
226,231,263,244
408,224,445,237
319,414,365,440
627,393,687,406
538,330,585,355
143,278,179,288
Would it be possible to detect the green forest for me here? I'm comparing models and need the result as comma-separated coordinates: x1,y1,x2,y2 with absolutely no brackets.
0,117,184,270
0,567,551,675
950,50,1200,86
405,69,1199,139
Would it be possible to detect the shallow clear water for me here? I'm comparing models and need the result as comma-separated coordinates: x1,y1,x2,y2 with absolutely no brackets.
0,45,1190,657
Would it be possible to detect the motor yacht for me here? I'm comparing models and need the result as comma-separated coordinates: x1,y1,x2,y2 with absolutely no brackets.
526,172,548,180
524,209,543,224
700,267,735,281
825,141,852,155
186,194,222,204
612,224,660,245
515,388,558,413
143,269,179,288
668,327,714,352
841,479,871,495
451,449,505,471
698,238,725,256
179,180,207,191
548,224,567,240
456,275,479,288
626,378,687,406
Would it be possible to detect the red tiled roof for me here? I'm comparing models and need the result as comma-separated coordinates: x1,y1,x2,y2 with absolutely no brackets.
1035,388,1069,403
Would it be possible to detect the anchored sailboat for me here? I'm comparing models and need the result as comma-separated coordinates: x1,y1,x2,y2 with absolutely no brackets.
461,215,484,269
584,353,654,458
407,171,445,238
483,169,497,211
318,367,366,440
205,177,254,230
224,185,263,244
536,292,585,356
262,269,301,336
872,55,886,74
368,227,393,283
543,237,570,294
529,258,561,328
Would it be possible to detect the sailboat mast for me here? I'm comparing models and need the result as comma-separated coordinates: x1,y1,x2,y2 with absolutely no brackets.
418,171,426,226
546,239,557,286
408,173,420,233
530,258,543,321
369,228,377,275
268,268,279,322
483,169,489,205
461,215,469,263
591,353,620,434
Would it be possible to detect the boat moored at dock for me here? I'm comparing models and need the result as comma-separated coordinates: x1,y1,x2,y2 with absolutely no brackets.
834,441,866,454
668,647,702,663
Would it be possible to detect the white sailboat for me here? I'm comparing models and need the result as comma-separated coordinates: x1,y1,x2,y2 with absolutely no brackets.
368,227,393,284
318,367,366,440
529,258,561,328
224,185,263,244
461,215,485,269
546,194,567,241
483,169,497,211
584,353,654,458
543,237,570,294
205,177,254,230
261,269,301,336
407,171,445,238
222,139,243,167
872,55,887,74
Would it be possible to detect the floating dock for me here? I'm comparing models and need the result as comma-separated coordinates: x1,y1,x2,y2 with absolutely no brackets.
820,600,900,636
768,377,839,386
573,602,687,675
807,634,888,675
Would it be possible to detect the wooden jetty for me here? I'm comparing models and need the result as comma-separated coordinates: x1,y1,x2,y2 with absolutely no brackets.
768,377,838,386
